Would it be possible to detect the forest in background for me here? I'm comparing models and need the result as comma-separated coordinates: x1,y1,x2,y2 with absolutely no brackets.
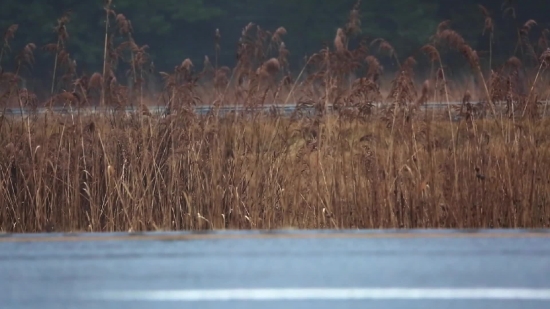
0,0,548,96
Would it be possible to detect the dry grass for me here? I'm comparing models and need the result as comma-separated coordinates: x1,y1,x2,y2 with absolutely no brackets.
1,113,550,232
1,1,550,232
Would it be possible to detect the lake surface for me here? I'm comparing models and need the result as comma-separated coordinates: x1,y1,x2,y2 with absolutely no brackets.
1,229,550,309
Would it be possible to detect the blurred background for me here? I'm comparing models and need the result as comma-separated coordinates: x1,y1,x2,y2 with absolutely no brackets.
0,0,547,96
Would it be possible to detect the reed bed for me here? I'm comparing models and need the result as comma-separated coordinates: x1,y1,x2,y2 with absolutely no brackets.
1,1,550,232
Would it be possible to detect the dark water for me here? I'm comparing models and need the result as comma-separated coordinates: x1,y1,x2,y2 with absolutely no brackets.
4,102,451,117
1,230,549,309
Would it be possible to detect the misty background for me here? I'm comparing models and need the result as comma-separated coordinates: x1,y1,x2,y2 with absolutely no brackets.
0,0,548,96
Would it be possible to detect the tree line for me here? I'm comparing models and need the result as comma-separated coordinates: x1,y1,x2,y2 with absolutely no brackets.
0,0,548,83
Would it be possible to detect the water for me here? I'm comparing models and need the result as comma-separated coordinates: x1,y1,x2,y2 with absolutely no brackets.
3,102,453,117
1,230,549,309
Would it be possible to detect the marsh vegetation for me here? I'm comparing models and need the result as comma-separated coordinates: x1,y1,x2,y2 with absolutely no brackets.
1,1,550,232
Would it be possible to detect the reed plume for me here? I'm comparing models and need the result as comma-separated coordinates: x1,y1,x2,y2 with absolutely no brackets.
101,0,115,107
334,28,346,54
1,24,18,65
478,4,494,70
